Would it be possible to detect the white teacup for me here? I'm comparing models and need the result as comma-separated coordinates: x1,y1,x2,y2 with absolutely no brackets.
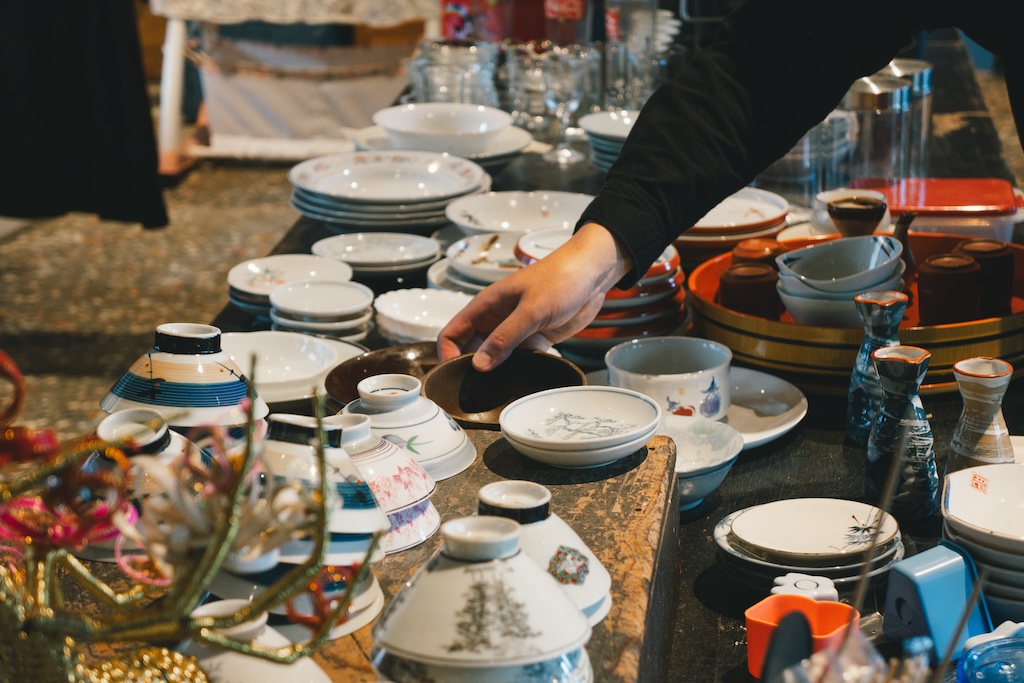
604,336,732,420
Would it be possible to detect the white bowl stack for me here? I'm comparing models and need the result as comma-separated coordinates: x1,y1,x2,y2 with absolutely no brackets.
942,463,1024,622
268,280,376,343
714,498,905,594
579,110,639,173
775,234,906,327
499,385,662,468
373,287,473,344
371,102,513,157
287,151,491,235
226,254,354,320
348,123,534,174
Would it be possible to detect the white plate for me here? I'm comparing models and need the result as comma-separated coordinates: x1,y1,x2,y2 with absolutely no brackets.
290,199,453,230
446,232,523,284
515,226,574,264
374,287,474,339
445,191,593,236
227,254,353,298
351,124,533,160
729,498,899,563
269,280,374,319
426,258,481,294
579,109,641,142
725,367,808,449
693,187,789,232
311,232,441,266
288,151,487,204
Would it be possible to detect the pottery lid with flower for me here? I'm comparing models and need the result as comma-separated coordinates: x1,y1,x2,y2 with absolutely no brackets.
100,323,269,427
372,515,591,667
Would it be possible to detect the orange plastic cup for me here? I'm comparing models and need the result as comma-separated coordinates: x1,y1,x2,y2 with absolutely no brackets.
744,593,860,678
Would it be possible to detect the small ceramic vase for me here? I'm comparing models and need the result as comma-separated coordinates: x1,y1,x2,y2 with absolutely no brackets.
371,516,592,681
476,480,613,625
100,323,269,427
865,345,940,521
946,357,1015,476
342,373,475,481
846,290,909,446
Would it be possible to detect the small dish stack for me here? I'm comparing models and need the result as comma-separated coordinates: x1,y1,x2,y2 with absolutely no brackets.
349,124,534,174
311,232,442,286
428,231,523,294
374,288,473,344
226,253,354,320
674,187,790,257
579,110,639,173
714,498,905,595
268,280,376,343
942,463,1024,622
499,385,662,468
514,234,687,367
287,151,491,235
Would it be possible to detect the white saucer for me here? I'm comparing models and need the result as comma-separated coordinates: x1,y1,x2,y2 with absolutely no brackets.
586,366,807,450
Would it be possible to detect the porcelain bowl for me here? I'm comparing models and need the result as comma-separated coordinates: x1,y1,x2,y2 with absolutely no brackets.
422,350,587,429
777,259,906,300
220,330,339,403
268,280,375,321
776,283,867,328
660,414,744,476
775,235,903,293
444,190,594,236
503,429,654,468
942,463,1024,554
372,103,512,157
676,458,739,511
372,646,592,683
324,341,438,406
373,288,473,341
499,385,662,451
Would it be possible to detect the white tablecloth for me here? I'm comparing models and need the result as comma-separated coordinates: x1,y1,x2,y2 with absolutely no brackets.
150,0,437,27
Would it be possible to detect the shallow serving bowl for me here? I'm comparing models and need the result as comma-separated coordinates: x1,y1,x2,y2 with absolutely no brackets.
503,428,654,468
372,103,512,157
776,283,864,328
499,385,662,451
220,330,338,402
777,259,906,299
373,288,473,340
445,190,594,236
942,463,1024,554
775,234,903,293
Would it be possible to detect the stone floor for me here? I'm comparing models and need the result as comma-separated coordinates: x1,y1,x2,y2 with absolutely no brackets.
2,68,1022,442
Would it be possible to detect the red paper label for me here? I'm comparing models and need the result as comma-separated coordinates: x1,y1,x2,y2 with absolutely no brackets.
971,472,989,493
544,0,585,21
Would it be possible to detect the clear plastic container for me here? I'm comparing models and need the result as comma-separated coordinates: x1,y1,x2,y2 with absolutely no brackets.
958,636,1024,682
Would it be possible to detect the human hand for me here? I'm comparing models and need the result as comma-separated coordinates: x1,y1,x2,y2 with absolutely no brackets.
437,223,633,371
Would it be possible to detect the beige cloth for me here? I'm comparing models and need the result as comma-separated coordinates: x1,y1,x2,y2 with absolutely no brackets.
150,0,437,26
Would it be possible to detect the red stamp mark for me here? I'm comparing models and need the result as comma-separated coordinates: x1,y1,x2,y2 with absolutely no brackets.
970,472,989,493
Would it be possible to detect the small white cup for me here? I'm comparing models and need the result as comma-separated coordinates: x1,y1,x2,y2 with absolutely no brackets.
604,336,732,420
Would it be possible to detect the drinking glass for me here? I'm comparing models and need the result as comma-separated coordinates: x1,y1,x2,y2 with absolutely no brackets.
542,45,590,165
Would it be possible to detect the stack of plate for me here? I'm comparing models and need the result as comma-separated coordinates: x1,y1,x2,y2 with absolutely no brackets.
311,232,443,287
512,233,686,367
579,110,639,173
444,190,595,236
942,463,1024,622
674,187,789,256
348,125,535,174
427,231,523,294
374,288,474,344
715,498,905,594
227,254,354,320
287,151,491,235
268,280,376,343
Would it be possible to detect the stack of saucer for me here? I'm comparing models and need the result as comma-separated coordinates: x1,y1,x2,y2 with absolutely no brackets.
714,498,905,595
311,232,442,288
579,110,639,173
514,234,686,367
227,254,353,320
374,288,473,344
674,187,789,256
427,231,523,294
288,151,491,235
268,280,376,343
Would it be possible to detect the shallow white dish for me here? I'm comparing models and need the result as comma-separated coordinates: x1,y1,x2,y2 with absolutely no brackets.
269,280,374,320
374,288,473,339
372,102,512,157
728,497,899,564
942,464,1024,554
692,187,789,233
515,226,574,264
445,191,594,236
579,109,640,141
227,254,353,300
446,232,523,284
503,427,655,469
351,124,533,162
269,309,373,333
288,151,486,204
500,385,661,451
220,331,338,404
426,258,481,295
311,232,441,266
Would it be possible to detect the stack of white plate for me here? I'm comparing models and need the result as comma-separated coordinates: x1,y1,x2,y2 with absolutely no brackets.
287,151,491,235
579,110,639,173
714,498,905,594
374,288,474,344
942,463,1024,622
227,254,354,320
268,280,376,343
444,190,595,236
674,187,789,254
654,9,682,51
348,125,535,174
311,232,443,284
427,231,523,295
